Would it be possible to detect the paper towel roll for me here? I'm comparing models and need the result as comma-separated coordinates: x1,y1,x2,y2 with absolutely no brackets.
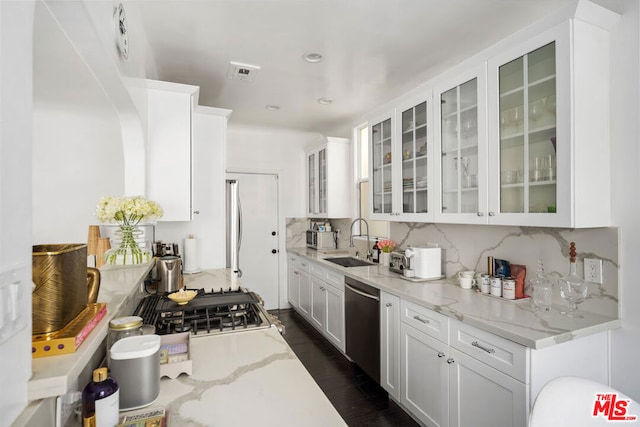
183,235,201,274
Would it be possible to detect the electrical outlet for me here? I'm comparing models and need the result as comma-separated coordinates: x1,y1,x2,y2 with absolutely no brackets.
584,258,603,284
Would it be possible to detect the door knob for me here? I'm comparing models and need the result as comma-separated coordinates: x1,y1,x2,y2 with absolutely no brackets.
271,231,276,236
271,249,278,254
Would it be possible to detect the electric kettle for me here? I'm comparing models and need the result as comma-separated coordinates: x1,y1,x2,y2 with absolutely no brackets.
156,256,182,293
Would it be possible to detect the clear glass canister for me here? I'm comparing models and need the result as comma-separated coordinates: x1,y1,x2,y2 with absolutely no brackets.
107,316,143,351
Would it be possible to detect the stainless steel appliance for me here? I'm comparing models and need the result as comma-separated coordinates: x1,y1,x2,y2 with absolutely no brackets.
306,230,337,250
156,256,182,293
389,251,407,274
345,276,380,383
226,179,242,277
133,287,272,337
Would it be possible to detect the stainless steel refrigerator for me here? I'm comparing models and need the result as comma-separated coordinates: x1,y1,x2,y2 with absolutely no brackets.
225,179,242,277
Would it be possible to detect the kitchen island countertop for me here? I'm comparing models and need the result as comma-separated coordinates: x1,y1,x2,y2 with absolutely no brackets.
287,247,621,349
152,327,346,426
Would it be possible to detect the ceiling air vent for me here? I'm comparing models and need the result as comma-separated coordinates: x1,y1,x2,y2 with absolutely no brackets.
227,61,261,82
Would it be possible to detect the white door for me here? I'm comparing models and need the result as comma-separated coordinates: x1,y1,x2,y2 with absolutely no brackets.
227,172,280,309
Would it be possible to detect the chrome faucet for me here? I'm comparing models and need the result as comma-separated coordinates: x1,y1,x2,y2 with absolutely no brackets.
350,218,372,261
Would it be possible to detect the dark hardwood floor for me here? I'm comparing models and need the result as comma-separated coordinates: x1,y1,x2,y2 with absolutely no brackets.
270,309,419,427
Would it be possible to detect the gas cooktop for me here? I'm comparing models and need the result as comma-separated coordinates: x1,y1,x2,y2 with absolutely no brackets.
133,288,271,337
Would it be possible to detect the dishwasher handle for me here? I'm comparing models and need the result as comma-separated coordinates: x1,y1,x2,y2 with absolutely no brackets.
345,283,380,301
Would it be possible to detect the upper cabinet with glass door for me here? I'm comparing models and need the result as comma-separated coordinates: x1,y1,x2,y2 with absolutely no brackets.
370,112,395,218
369,95,433,222
434,65,487,224
306,137,351,219
487,11,616,227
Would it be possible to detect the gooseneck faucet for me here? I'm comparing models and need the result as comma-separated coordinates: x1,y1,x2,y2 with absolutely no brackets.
350,217,372,261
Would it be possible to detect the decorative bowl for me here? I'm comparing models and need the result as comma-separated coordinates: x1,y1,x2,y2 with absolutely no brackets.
167,289,198,305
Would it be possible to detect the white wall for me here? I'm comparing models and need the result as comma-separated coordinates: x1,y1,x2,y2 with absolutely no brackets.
226,124,322,307
32,2,124,244
0,3,34,425
608,0,640,401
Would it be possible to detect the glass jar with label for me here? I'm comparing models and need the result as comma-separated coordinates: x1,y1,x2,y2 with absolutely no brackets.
107,316,143,353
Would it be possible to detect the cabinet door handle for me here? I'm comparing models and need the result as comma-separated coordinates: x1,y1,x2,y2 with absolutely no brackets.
437,352,446,358
386,302,393,307
294,271,299,275
476,212,484,217
447,358,455,364
413,315,430,324
193,210,200,215
472,341,496,354
488,212,496,217
301,263,307,267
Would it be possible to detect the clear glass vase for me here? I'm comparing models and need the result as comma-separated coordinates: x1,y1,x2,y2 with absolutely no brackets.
529,260,553,311
104,225,151,265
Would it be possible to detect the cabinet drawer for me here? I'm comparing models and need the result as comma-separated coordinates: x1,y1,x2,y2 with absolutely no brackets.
400,299,449,343
450,320,527,382
309,262,344,291
287,253,309,272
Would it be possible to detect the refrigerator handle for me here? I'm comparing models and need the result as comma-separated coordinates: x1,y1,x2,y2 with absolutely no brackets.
237,196,243,277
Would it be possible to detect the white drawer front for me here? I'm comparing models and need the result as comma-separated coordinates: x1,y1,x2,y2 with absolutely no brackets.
450,320,527,382
309,262,327,279
324,270,344,290
400,299,449,343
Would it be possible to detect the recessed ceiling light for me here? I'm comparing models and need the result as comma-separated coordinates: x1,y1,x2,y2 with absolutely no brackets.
303,52,323,63
317,97,333,105
265,105,280,111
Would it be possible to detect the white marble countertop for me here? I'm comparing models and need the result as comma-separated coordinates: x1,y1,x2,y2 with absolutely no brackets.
152,327,346,426
288,247,621,350
28,262,153,401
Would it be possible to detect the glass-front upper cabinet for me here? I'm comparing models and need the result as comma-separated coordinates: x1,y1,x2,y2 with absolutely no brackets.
307,152,316,215
399,100,429,218
370,114,394,217
497,42,557,216
318,147,327,214
434,65,487,224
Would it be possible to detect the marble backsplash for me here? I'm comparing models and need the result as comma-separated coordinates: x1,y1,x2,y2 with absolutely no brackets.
286,217,618,318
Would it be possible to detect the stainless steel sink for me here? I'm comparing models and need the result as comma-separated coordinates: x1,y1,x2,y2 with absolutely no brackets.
324,257,373,267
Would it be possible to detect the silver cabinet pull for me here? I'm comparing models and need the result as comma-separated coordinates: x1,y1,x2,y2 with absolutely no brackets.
193,210,200,215
413,315,429,324
294,271,299,275
386,302,393,307
488,212,496,217
447,358,455,364
301,262,307,267
477,212,484,217
437,352,445,358
472,341,496,354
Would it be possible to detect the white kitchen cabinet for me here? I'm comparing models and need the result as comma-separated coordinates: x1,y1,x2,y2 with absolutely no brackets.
369,94,434,221
147,79,200,222
386,295,609,427
298,268,311,318
380,291,400,401
306,137,351,218
434,65,488,224
287,254,302,309
485,11,616,227
309,262,345,352
401,322,450,427
448,347,526,427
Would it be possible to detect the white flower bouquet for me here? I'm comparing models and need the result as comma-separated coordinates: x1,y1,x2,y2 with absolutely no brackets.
96,196,163,265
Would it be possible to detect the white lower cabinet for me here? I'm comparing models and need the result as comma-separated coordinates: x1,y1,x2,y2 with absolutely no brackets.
386,296,609,427
380,292,401,401
287,253,345,353
401,322,449,427
448,347,526,427
309,265,345,352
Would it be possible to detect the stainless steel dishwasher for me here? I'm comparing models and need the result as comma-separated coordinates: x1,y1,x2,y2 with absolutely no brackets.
345,276,380,383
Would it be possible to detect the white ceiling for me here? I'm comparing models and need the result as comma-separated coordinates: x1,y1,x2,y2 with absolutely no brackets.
136,0,594,137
